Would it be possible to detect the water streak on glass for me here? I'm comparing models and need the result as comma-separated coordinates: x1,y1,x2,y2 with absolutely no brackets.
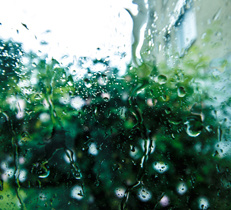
0,0,231,209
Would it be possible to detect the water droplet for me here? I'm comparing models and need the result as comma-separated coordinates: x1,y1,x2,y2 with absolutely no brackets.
177,182,187,195
217,126,222,141
153,162,169,173
205,125,213,132
101,92,110,102
95,180,99,186
157,75,167,84
185,116,203,137
0,179,3,191
213,8,221,21
130,145,135,152
198,197,209,209
37,180,41,188
78,190,84,197
0,195,3,200
168,119,181,125
71,185,84,200
67,81,73,86
34,93,42,100
65,149,82,179
28,181,31,188
190,103,202,115
106,110,111,118
84,78,92,88
103,97,109,102
98,76,108,85
94,107,98,116
137,188,152,202
71,169,82,179
161,95,167,101
177,87,186,97
38,170,50,179
21,131,30,140
21,23,29,30
165,107,171,114
38,163,50,179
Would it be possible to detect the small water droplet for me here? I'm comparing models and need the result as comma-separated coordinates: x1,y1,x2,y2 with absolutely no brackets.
34,94,42,100
103,97,109,102
37,161,50,179
95,180,99,186
205,125,213,132
21,131,30,140
72,171,82,179
106,110,111,118
67,81,73,86
38,168,50,179
21,23,29,30
161,95,167,101
0,195,3,200
177,87,186,97
78,190,84,197
165,107,171,114
37,180,42,188
185,116,203,137
94,107,98,116
157,75,167,84
168,119,181,125
84,78,92,88
130,145,135,152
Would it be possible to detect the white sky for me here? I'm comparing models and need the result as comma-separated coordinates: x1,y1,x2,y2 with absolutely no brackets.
0,0,136,74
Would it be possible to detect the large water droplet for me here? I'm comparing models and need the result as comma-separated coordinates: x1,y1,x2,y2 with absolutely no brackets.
177,87,186,97
185,116,203,137
157,75,167,84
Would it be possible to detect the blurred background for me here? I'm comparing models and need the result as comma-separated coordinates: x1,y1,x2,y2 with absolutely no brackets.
0,0,231,209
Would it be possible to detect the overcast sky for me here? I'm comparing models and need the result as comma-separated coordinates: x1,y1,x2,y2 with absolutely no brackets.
0,0,136,74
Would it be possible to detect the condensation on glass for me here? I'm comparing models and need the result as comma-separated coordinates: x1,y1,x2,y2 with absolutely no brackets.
0,0,231,209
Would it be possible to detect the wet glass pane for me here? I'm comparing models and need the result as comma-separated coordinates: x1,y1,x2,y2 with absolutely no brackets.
0,0,231,209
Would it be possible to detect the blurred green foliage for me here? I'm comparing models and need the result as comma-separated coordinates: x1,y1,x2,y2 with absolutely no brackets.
0,38,231,210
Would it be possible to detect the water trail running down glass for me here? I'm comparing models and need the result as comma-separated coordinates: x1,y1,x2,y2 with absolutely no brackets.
65,149,84,197
29,59,84,200
121,82,154,209
65,149,82,180
13,137,26,210
1,110,27,210
46,60,83,181
125,0,148,67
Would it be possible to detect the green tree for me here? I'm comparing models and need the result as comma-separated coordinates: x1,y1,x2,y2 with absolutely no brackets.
0,38,231,210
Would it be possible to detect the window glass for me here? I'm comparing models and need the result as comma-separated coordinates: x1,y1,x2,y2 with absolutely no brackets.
0,0,231,209
175,4,197,56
